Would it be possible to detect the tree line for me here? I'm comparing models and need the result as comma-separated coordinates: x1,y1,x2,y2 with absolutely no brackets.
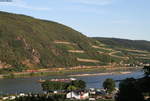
116,66,150,101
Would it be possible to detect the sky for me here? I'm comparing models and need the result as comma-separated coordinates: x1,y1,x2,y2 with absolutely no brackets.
0,0,150,41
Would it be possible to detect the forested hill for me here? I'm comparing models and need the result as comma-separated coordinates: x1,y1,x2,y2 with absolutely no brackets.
0,11,149,72
93,37,150,52
0,11,115,71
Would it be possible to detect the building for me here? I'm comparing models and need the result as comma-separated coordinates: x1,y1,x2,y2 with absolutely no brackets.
66,91,89,100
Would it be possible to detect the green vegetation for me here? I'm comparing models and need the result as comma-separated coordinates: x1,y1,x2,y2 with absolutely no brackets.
94,37,150,64
116,78,144,101
103,78,116,93
41,80,86,92
0,11,149,74
0,11,117,73
143,66,150,77
116,66,150,101
93,37,150,51
67,85,77,91
71,80,86,90
41,81,67,92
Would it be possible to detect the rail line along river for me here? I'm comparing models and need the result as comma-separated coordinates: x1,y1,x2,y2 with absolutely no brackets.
0,71,143,95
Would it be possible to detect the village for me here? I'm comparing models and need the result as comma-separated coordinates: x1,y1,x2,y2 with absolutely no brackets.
0,78,118,101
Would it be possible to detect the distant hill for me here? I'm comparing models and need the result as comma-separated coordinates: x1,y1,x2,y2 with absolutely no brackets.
93,37,150,51
93,37,150,66
0,11,149,73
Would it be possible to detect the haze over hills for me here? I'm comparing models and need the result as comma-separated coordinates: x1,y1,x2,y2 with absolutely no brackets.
0,11,150,73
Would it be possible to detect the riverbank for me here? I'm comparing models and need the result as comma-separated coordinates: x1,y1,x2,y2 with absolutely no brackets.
69,71,132,77
0,66,142,79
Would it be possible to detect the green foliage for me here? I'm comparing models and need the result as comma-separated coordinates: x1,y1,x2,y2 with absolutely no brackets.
41,80,86,92
71,80,86,90
138,77,150,94
116,67,150,101
0,11,104,71
94,37,150,51
41,81,68,92
67,85,77,91
0,11,149,73
143,66,150,77
116,78,144,101
0,63,27,74
94,37,150,64
103,78,115,93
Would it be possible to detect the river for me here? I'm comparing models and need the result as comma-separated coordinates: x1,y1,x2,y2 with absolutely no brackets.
0,71,143,95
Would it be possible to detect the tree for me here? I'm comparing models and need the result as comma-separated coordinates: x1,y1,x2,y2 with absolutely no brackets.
41,81,67,92
103,78,115,93
116,78,144,101
138,77,150,95
71,80,86,90
143,66,150,77
116,66,150,101
67,85,77,91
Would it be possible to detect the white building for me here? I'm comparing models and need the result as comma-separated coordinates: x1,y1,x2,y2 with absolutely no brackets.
66,91,89,100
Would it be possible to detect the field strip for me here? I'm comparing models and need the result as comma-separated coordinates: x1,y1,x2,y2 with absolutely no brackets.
92,45,113,51
125,49,149,53
54,40,76,45
77,58,100,63
68,50,85,53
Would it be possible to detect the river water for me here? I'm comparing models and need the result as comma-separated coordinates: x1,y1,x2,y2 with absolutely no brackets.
0,71,143,95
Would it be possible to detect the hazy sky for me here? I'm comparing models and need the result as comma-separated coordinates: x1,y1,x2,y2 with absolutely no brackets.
0,0,150,41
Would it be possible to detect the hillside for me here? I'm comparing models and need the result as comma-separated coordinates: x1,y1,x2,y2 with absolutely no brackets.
93,37,150,65
0,11,149,73
0,11,118,73
93,37,150,51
